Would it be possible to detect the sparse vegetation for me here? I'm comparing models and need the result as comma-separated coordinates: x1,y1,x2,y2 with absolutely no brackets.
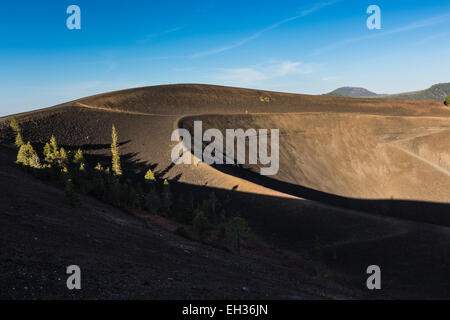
5,84,450,299
227,217,250,255
162,179,172,213
144,169,156,182
259,95,271,103
94,162,104,171
111,124,122,176
73,148,86,170
15,131,24,148
9,116,21,134
16,142,40,168
43,135,66,167
10,117,24,148
192,210,211,240
59,148,68,169
11,124,253,256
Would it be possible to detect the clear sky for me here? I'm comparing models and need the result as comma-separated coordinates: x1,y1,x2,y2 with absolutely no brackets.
1,0,449,115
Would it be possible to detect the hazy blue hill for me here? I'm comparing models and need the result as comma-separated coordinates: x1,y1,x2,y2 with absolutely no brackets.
324,87,380,98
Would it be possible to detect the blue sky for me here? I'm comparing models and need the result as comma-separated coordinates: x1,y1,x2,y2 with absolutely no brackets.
1,0,450,115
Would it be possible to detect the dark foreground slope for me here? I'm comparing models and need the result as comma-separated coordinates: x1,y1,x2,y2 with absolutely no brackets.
0,144,360,299
1,84,449,298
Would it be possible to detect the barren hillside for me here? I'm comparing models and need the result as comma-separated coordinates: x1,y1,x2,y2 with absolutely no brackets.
1,84,449,299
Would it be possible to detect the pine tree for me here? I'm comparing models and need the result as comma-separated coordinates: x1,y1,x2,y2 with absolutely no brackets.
208,191,218,215
94,162,104,171
227,217,250,255
111,125,122,176
43,142,51,160
16,142,41,168
73,149,86,171
15,131,24,148
49,135,58,154
144,169,156,182
59,147,68,167
10,117,24,148
44,135,60,164
162,179,172,212
9,116,20,133
73,148,85,164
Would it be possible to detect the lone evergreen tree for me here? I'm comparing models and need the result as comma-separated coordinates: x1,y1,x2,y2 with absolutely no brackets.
9,116,20,133
144,169,156,182
73,148,84,164
73,148,86,170
59,147,68,167
208,191,218,215
10,117,24,148
44,135,60,164
15,131,24,148
445,94,450,106
16,142,41,168
43,143,51,160
49,135,58,153
111,125,122,176
162,179,172,212
228,217,250,255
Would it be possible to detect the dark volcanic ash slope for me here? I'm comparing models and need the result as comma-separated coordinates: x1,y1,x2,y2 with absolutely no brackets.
1,144,360,300
1,84,450,299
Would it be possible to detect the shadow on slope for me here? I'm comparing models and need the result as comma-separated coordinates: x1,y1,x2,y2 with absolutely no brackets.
178,114,450,227
210,162,450,228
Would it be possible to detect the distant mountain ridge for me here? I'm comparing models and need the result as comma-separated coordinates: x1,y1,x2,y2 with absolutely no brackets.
324,83,450,101
385,83,450,101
